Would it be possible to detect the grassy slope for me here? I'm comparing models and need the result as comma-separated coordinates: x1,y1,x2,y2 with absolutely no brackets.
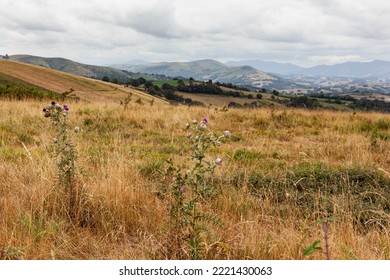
1,99,389,260
0,60,166,104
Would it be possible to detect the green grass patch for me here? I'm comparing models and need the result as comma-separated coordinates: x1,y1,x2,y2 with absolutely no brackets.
0,73,64,100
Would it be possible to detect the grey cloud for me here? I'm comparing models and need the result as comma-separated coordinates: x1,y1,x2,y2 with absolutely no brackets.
1,0,390,66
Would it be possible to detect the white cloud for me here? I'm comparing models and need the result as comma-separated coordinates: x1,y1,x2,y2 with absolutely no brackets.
1,0,390,66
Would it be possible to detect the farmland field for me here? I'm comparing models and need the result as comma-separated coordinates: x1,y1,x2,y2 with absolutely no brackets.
1,98,389,260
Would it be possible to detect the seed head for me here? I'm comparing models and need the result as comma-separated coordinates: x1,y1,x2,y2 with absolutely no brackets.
185,123,190,129
215,157,223,165
192,119,198,124
74,126,80,133
53,137,58,143
223,130,232,138
199,122,207,131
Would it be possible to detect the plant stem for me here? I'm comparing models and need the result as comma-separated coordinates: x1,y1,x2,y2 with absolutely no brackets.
323,221,330,260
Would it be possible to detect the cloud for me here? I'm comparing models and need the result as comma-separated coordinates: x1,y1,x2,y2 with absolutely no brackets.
1,0,390,66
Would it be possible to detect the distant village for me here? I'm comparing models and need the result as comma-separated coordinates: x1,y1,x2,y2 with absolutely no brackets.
1,54,10,59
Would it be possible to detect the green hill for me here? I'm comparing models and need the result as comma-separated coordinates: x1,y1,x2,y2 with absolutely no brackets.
9,55,158,83
116,59,298,90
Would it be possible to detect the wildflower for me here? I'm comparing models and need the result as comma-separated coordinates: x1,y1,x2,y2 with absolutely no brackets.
74,126,80,133
63,105,69,111
43,108,50,118
199,122,207,131
223,130,232,138
180,187,185,193
215,157,222,165
201,117,209,124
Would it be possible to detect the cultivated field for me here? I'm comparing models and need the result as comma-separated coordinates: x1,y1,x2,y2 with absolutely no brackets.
1,99,389,260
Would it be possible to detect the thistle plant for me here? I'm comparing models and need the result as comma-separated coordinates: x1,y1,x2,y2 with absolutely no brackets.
43,101,80,220
163,117,231,259
303,217,334,259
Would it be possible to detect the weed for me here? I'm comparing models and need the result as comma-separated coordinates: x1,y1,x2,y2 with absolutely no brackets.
0,246,24,260
42,101,81,221
120,92,133,109
160,117,231,259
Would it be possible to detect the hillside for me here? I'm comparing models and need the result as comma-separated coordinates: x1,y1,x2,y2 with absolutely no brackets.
0,59,165,104
226,59,305,75
9,55,133,81
115,59,298,90
1,100,389,260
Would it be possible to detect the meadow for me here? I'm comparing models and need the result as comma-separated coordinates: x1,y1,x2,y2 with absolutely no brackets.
1,99,389,260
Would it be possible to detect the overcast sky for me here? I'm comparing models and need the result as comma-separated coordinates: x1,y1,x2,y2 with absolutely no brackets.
1,0,390,67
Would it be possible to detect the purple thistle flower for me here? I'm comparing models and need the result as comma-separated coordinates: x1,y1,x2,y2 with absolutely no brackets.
179,187,185,193
201,117,209,124
63,104,69,111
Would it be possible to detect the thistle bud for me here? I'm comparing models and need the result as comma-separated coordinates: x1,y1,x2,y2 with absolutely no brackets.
215,157,222,165
199,122,207,131
223,130,232,138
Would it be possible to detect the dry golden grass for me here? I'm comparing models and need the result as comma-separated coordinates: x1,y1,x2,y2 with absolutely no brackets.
0,60,166,104
1,99,389,260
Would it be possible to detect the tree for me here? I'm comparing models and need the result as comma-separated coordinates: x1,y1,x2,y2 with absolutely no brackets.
247,94,253,99
256,93,263,99
130,79,140,87
102,76,110,82
144,81,153,88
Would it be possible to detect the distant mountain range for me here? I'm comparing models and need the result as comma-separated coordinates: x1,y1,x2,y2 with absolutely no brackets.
291,60,390,78
226,59,390,79
6,54,390,92
114,59,299,89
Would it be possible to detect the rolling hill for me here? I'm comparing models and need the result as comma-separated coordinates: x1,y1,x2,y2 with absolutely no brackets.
115,59,298,90
9,54,131,81
0,59,165,104
226,59,305,75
